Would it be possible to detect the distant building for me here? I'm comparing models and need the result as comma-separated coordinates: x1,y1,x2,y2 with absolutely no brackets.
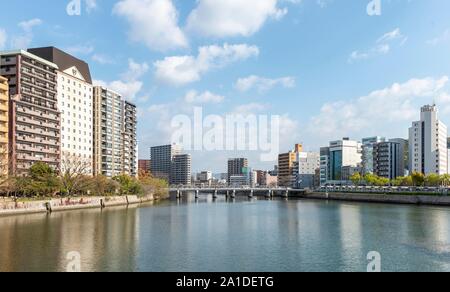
150,144,181,181
361,136,386,175
229,175,248,187
197,171,212,182
320,138,362,185
138,159,151,174
171,154,192,185
409,105,448,175
373,141,405,180
278,144,303,187
341,165,363,182
227,158,248,183
293,151,320,189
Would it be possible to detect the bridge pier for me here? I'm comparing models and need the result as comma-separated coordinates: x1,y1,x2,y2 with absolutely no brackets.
231,190,236,199
195,190,199,199
265,190,272,199
176,189,181,199
283,189,289,198
248,189,254,198
213,189,218,199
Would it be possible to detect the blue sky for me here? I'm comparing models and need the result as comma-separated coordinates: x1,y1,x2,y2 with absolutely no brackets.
1,0,450,172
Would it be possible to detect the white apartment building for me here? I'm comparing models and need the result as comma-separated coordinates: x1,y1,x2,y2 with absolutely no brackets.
293,152,320,189
409,104,448,175
29,47,93,174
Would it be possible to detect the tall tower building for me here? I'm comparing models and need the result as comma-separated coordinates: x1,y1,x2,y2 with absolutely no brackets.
123,101,138,177
0,76,9,176
93,86,124,177
361,136,386,175
0,50,60,175
409,104,448,175
150,144,181,181
28,47,94,174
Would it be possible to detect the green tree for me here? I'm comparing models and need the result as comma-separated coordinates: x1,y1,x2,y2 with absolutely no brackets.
27,162,60,197
411,172,425,187
350,172,362,186
441,174,450,187
425,173,442,187
113,175,143,196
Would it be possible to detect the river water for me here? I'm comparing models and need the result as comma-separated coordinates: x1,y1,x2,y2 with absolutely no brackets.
1,195,450,272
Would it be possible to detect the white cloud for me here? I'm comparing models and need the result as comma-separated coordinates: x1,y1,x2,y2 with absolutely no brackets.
85,0,97,13
0,29,7,49
186,0,292,38
94,59,149,100
92,54,114,64
232,103,269,115
349,28,407,63
427,29,450,46
235,75,295,93
184,90,225,104
154,43,259,86
308,76,449,140
11,18,42,49
113,0,188,51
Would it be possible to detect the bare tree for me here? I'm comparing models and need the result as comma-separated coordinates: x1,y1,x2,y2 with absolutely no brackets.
58,152,92,197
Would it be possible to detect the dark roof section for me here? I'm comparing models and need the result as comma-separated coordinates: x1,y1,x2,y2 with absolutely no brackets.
27,47,92,84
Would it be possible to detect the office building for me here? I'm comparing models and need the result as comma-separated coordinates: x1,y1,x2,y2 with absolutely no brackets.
150,144,181,181
362,136,386,175
278,144,303,187
293,151,320,189
171,154,192,185
197,171,212,183
320,138,362,184
28,47,94,174
0,76,8,176
227,158,248,183
93,86,124,177
409,105,448,175
373,141,405,180
122,101,138,177
0,50,60,175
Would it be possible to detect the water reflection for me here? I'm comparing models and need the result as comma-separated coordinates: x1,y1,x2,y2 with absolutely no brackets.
0,199,449,272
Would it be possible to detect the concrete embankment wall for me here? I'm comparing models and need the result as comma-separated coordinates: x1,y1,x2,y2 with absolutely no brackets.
304,192,450,206
0,194,154,217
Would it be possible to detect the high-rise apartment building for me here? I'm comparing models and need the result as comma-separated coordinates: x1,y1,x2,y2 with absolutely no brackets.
171,154,192,185
150,144,181,181
362,136,386,175
409,105,448,175
227,158,248,183
0,50,60,175
320,138,362,184
0,76,9,176
373,141,405,180
123,101,137,177
278,144,303,187
28,47,94,174
93,86,124,177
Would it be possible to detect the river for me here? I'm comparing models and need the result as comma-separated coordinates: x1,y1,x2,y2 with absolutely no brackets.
0,195,449,272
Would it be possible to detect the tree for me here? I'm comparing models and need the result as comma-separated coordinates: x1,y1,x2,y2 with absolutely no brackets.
350,172,362,186
113,174,143,196
441,174,450,187
27,162,60,197
411,172,425,187
58,153,92,196
425,173,442,187
139,171,169,199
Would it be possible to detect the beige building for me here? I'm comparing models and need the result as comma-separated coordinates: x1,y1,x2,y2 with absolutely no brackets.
93,86,124,177
0,50,60,175
278,144,303,187
0,76,9,176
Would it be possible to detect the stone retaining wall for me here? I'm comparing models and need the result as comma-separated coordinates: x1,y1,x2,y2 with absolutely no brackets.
0,194,155,217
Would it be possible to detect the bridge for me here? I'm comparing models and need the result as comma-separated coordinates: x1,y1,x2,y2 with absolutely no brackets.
169,187,307,199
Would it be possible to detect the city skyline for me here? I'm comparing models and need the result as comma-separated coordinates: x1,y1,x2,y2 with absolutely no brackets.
1,1,450,172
